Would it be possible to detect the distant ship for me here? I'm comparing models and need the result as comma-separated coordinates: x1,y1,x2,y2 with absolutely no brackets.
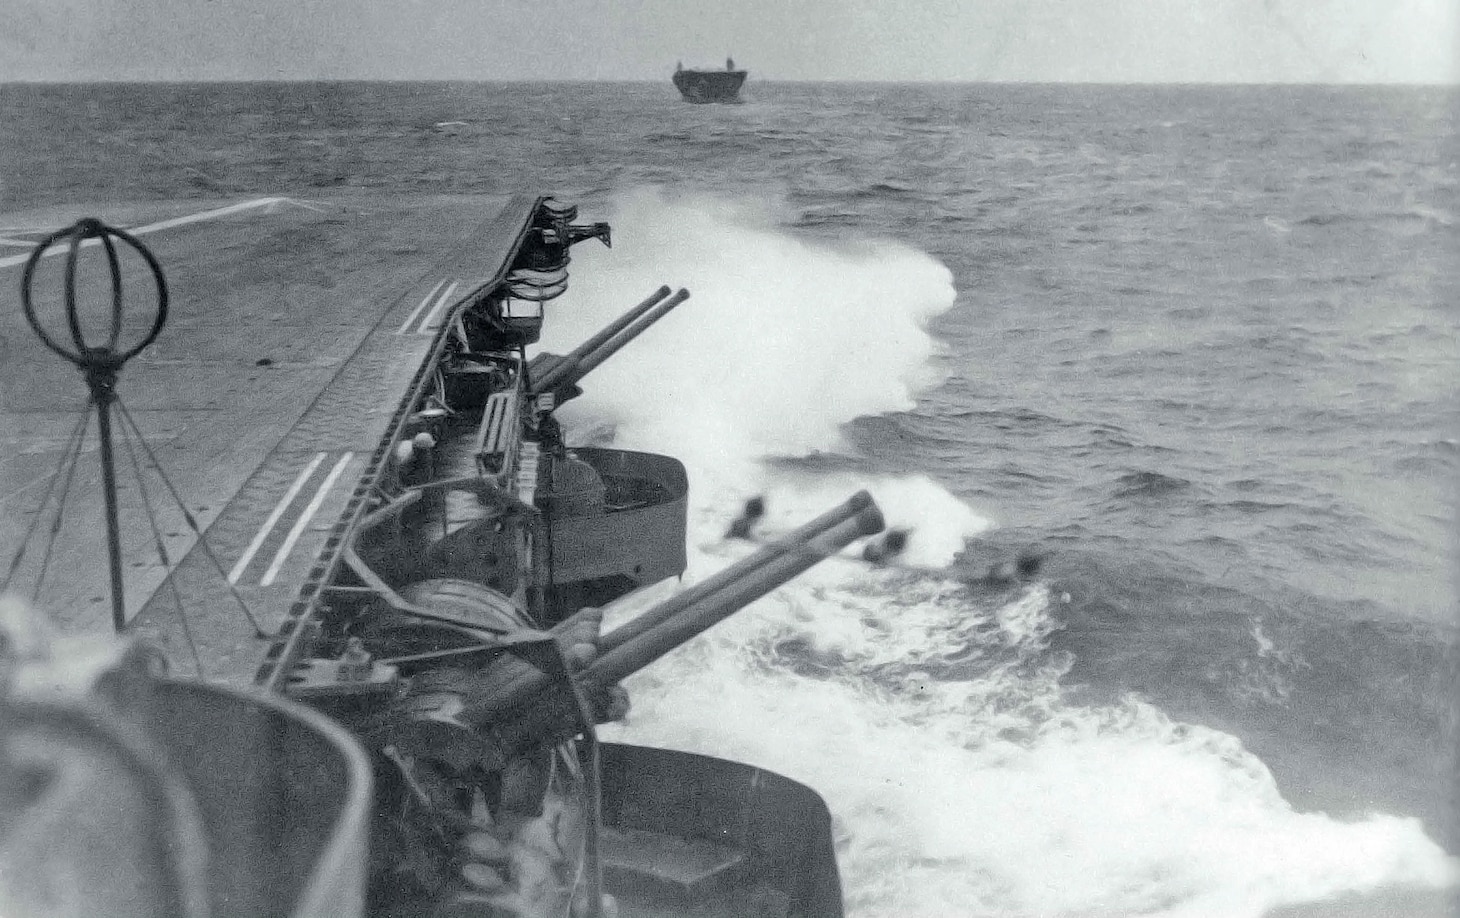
673,58,747,103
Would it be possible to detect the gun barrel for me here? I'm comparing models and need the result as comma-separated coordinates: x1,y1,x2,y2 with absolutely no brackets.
585,506,884,685
597,489,874,653
500,490,873,712
532,288,690,397
572,287,690,381
528,287,671,395
572,286,673,361
463,495,883,736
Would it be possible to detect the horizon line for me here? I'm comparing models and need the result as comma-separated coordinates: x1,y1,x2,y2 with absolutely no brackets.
3,76,1457,88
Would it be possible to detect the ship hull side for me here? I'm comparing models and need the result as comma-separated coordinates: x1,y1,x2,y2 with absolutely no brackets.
672,70,748,103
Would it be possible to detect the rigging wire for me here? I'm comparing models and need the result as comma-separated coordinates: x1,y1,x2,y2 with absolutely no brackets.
117,406,205,677
1,400,92,595
114,396,267,637
28,396,93,605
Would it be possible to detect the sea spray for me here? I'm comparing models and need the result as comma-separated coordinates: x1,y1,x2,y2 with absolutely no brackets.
541,188,956,472
544,191,1459,916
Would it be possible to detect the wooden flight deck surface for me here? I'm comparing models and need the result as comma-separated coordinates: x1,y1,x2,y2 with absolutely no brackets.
0,194,538,686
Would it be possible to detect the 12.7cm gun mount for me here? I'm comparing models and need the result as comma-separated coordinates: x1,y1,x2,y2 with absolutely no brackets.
4,196,885,918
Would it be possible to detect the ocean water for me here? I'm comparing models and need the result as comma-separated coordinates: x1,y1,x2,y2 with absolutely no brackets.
2,81,1457,917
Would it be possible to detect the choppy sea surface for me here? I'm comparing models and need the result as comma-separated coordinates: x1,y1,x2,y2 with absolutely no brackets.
2,81,1457,917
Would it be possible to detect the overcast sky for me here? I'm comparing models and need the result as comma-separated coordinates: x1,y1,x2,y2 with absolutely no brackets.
2,0,1455,83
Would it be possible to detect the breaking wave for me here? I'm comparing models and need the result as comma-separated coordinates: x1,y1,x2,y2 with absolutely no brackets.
543,189,1458,917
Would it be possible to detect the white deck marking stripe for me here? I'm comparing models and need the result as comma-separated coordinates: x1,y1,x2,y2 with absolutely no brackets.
397,278,449,334
228,452,326,584
418,280,459,333
259,452,353,587
1,443,98,472
0,197,287,269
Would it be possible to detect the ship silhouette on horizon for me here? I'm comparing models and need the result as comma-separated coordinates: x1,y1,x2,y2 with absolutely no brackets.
673,57,747,103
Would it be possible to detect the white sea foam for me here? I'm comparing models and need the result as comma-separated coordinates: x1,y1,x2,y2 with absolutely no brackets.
550,189,1459,917
544,191,951,466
